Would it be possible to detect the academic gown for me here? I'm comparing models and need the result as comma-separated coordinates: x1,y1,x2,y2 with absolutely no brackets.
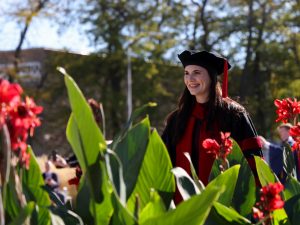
162,102,263,203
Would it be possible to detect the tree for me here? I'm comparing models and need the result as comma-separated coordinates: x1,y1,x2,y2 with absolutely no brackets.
2,0,77,82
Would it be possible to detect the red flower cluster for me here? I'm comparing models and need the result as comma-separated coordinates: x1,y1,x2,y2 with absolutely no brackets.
274,98,300,123
0,79,43,168
202,132,233,160
290,123,300,151
253,182,284,221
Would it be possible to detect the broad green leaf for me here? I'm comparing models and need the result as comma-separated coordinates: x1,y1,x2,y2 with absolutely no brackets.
284,194,300,225
93,160,114,225
8,201,35,225
184,152,205,192
272,208,290,225
75,165,113,225
254,156,278,186
110,191,136,225
49,205,84,225
141,185,225,225
22,146,51,225
284,176,300,200
66,115,86,171
61,69,113,224
226,140,243,164
62,68,106,204
171,167,199,200
112,102,157,150
127,129,175,211
207,165,240,206
114,117,150,199
67,114,112,221
139,190,166,224
229,141,256,216
5,169,21,221
232,160,256,216
205,202,251,225
75,176,94,225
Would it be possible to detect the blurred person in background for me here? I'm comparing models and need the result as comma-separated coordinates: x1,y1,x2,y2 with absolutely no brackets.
259,123,299,182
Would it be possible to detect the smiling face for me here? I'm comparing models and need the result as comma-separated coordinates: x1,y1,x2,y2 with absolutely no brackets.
184,65,212,103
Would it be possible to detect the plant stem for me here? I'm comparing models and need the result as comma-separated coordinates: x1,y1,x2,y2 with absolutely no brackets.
254,214,271,225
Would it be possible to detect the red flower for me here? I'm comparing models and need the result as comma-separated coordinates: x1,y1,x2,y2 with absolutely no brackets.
202,139,220,157
274,98,300,123
0,79,43,169
202,132,233,160
252,207,264,220
9,97,43,152
258,182,284,212
0,79,23,105
290,123,300,151
0,79,23,127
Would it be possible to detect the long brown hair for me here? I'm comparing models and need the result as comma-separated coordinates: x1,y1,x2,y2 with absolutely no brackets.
165,67,245,145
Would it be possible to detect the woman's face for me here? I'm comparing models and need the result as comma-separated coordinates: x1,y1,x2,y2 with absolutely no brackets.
184,65,211,103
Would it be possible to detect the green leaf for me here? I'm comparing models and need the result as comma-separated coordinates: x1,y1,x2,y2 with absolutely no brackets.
283,143,297,178
61,68,113,225
171,167,199,200
8,201,35,225
62,68,107,204
206,165,240,206
4,169,22,221
95,159,114,225
22,146,51,225
114,117,150,199
110,191,137,225
141,185,225,225
229,141,256,216
75,176,94,225
205,202,251,225
66,115,86,171
112,102,157,150
184,152,205,192
226,139,243,162
284,176,300,200
284,194,300,225
49,205,84,225
232,161,256,216
76,162,114,225
139,190,166,224
127,129,175,211
254,156,278,186
272,208,290,225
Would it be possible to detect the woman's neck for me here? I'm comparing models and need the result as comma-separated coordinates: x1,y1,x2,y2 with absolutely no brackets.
195,94,209,103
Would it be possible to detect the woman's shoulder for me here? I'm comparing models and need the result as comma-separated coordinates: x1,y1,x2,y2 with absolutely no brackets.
220,98,246,115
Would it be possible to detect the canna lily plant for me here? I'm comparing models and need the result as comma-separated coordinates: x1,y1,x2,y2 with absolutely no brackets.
1,69,300,225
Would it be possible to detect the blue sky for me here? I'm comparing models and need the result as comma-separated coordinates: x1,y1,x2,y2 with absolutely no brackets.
0,1,93,54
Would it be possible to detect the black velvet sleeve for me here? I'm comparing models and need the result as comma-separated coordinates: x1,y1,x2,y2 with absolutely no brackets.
161,113,177,166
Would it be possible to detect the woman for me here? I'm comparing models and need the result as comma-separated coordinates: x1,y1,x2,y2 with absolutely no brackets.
162,50,263,199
